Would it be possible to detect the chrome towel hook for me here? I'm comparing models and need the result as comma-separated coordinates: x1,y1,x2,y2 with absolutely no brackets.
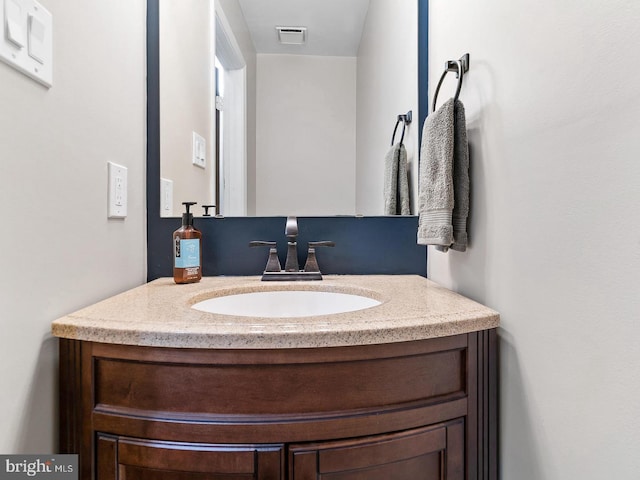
432,53,470,113
391,110,412,146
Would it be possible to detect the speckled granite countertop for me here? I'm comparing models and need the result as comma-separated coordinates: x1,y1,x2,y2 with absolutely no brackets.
51,275,499,349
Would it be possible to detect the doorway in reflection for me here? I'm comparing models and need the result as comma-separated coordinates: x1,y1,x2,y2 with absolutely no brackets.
215,7,248,216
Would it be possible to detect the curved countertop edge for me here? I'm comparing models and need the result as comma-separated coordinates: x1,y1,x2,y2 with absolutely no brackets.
51,275,500,349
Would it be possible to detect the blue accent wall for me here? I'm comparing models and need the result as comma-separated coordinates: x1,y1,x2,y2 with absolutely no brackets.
146,0,428,281
148,216,426,280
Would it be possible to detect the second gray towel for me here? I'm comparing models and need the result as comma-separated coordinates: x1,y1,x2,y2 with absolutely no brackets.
384,143,411,215
417,98,469,251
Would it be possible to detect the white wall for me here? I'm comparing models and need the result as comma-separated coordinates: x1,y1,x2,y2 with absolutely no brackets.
427,0,640,478
356,0,418,215
0,0,147,453
160,0,213,215
255,54,356,216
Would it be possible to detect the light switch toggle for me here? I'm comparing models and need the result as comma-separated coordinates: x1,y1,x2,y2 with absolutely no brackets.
5,0,26,48
27,11,45,63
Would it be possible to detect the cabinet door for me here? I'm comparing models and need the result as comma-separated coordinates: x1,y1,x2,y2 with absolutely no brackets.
289,421,464,480
97,435,283,480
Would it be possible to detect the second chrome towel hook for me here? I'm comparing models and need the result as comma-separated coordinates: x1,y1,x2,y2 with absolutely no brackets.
391,110,412,146
432,53,470,113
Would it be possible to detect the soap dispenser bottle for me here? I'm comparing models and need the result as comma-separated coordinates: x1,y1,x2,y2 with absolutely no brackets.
173,202,202,284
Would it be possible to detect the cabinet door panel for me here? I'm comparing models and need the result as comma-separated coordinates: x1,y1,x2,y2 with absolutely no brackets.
118,439,255,474
291,422,463,480
321,453,442,480
118,465,255,480
318,424,445,472
120,465,253,480
96,436,282,480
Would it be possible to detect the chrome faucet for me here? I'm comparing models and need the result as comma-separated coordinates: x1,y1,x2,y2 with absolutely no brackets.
249,216,335,281
284,216,299,272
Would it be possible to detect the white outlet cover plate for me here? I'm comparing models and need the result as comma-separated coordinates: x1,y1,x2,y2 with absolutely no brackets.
0,0,53,87
160,178,173,217
108,161,127,218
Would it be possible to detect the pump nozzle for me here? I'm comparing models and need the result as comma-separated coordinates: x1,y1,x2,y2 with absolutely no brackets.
181,202,197,226
182,202,197,214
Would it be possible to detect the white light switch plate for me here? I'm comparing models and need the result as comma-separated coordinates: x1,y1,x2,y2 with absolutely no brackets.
192,131,206,169
108,162,127,218
0,0,53,87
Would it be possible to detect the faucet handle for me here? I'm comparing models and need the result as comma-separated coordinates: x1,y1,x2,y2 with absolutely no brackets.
249,241,276,247
308,241,335,248
304,241,335,273
249,241,281,273
202,205,216,216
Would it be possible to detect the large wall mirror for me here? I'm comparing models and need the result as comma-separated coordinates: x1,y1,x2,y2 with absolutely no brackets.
152,0,426,218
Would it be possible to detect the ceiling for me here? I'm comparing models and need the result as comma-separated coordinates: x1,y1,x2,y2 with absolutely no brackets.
237,0,371,56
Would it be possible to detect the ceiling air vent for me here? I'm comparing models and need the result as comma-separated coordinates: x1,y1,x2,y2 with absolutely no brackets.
276,27,307,45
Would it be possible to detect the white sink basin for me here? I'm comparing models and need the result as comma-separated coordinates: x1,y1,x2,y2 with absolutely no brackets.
192,290,381,318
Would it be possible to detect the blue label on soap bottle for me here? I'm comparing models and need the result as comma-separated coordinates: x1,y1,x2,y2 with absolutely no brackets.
175,239,200,268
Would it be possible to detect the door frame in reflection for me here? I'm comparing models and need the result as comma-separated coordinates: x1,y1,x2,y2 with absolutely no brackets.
215,6,247,216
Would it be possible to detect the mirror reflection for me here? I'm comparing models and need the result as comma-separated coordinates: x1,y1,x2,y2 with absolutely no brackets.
159,0,418,217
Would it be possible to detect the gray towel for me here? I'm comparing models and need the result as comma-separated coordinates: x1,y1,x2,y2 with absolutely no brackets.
384,143,411,215
449,99,469,251
417,98,469,251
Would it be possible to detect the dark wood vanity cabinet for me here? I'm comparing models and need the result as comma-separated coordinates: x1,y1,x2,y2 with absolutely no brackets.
59,330,497,480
